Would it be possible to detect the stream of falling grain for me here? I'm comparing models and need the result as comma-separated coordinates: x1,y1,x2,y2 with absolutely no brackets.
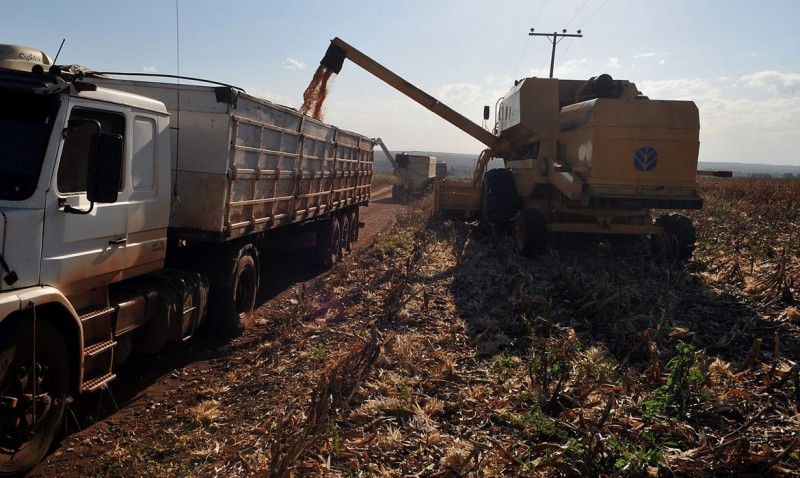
299,65,334,121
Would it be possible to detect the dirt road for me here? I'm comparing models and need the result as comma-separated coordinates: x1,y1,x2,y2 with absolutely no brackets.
31,185,404,477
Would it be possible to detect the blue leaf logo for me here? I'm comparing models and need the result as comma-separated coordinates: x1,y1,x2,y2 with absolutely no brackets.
634,147,658,172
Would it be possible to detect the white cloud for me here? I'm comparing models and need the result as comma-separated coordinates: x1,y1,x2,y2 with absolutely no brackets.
634,52,655,59
282,58,305,70
741,70,800,96
549,58,592,78
486,74,496,84
607,57,620,68
142,66,158,73
438,82,482,104
639,76,800,163
244,86,293,106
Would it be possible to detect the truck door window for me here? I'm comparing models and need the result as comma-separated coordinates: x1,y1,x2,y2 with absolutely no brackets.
132,116,156,192
57,108,125,195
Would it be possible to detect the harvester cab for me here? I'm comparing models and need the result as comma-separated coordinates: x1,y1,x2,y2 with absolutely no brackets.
320,37,730,260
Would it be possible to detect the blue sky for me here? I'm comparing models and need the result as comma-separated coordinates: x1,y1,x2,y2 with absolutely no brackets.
5,1,800,164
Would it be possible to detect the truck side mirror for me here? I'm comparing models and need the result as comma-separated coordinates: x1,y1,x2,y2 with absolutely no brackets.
483,106,490,121
87,132,123,203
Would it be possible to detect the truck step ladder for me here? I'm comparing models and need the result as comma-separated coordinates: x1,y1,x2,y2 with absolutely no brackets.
78,306,117,393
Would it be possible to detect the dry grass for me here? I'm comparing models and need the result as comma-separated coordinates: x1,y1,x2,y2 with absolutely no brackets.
83,179,800,477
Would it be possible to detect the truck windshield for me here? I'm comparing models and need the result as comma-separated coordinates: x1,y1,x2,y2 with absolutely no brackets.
0,90,59,201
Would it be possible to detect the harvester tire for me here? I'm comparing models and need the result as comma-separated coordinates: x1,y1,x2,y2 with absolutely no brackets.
652,214,696,262
513,209,548,257
0,321,68,477
391,184,404,202
481,168,519,230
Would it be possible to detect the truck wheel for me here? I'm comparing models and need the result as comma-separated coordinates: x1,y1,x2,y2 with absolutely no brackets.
0,321,68,476
340,215,351,255
212,246,258,336
513,209,548,257
481,168,520,231
316,219,341,270
651,214,696,262
348,209,359,245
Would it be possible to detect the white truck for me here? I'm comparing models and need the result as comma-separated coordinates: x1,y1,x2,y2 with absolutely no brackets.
0,44,373,475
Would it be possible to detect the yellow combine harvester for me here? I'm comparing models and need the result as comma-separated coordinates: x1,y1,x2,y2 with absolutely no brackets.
321,38,729,259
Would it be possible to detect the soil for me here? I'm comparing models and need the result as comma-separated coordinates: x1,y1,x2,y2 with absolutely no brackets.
29,186,404,477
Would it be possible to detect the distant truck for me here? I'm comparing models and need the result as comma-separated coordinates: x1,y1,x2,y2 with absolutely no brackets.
374,138,442,200
0,44,373,475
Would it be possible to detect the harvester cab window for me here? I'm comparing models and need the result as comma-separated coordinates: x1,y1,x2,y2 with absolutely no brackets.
57,108,125,195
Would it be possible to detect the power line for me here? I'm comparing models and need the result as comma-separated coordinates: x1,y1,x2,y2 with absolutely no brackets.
555,0,611,74
564,0,591,29
581,0,611,28
533,0,549,27
514,0,549,79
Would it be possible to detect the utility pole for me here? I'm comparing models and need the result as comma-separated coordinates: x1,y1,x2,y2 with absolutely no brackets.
528,28,583,78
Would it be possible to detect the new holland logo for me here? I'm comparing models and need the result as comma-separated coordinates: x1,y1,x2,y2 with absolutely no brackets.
634,147,658,172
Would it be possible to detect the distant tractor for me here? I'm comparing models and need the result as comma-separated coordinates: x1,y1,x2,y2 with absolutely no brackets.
374,138,442,200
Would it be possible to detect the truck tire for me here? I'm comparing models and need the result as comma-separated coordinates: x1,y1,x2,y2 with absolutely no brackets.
651,214,696,262
211,246,259,336
316,219,341,270
481,168,520,230
340,215,351,256
0,320,68,476
348,209,359,245
513,209,548,257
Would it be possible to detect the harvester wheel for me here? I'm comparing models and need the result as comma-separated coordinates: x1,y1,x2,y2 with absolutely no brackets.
391,184,404,201
652,214,696,261
513,209,548,257
481,169,520,230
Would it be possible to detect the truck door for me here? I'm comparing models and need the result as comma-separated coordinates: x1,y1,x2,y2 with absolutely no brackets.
123,114,169,274
40,105,130,294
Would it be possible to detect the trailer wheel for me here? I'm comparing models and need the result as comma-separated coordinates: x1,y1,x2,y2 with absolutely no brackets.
341,214,352,254
316,219,341,270
652,214,696,262
0,320,68,477
212,246,258,336
513,209,548,257
481,169,520,230
348,209,359,245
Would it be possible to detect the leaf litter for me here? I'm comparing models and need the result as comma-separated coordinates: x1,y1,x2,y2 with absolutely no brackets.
43,179,800,477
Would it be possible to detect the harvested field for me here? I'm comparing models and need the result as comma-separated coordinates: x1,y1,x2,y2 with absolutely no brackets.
35,179,800,477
